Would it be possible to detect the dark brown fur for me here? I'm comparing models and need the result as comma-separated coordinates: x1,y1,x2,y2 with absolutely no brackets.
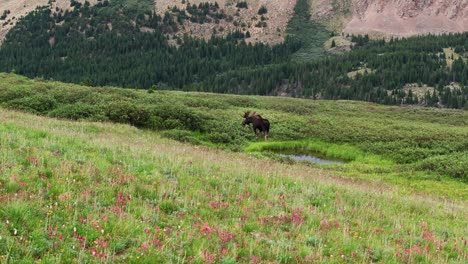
242,112,270,141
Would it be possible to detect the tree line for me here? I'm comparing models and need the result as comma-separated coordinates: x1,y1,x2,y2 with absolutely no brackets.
0,0,466,109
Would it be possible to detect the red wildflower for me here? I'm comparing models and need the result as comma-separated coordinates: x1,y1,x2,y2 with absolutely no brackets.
218,230,236,244
251,255,259,264
320,220,331,230
203,250,216,264
200,223,215,236
291,212,304,225
27,156,38,166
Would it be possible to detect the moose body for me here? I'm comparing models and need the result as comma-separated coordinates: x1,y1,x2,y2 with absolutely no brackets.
242,112,270,141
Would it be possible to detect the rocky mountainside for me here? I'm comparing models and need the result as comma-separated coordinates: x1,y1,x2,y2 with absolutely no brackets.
0,0,98,42
0,0,467,43
312,0,468,37
154,0,296,45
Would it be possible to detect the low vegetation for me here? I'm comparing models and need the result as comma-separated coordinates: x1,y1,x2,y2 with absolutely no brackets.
0,73,467,199
0,107,467,263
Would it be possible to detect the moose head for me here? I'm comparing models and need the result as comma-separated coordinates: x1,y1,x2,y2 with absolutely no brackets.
241,111,270,141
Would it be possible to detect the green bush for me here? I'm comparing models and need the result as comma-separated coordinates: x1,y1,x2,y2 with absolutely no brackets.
5,94,57,113
152,103,204,131
162,129,202,145
416,153,468,181
48,103,106,121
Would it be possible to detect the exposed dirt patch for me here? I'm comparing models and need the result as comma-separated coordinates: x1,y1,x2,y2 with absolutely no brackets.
443,47,468,68
324,35,353,54
347,67,374,79
403,83,435,100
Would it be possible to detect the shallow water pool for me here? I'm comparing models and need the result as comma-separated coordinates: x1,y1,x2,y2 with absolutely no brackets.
278,153,345,165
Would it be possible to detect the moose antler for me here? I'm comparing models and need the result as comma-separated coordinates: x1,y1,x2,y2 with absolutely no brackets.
248,112,256,118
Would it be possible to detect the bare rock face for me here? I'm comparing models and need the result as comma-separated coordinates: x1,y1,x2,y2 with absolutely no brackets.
312,0,468,37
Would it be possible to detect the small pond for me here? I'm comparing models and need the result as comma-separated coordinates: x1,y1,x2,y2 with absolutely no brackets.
277,153,345,165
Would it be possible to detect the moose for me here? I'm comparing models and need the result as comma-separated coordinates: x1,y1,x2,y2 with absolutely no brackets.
241,111,270,141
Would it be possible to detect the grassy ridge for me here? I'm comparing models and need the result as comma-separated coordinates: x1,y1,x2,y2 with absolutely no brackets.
286,0,330,61
0,73,467,197
0,110,467,263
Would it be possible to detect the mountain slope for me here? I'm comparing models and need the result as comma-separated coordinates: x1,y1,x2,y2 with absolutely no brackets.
0,0,98,41
2,0,467,44
0,88,467,262
155,0,297,45
311,0,468,37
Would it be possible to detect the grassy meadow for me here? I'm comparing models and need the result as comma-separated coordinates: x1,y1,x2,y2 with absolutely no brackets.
0,109,467,263
0,73,467,198
0,73,467,262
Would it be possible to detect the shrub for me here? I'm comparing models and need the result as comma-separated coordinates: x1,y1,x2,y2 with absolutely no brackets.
102,100,158,128
152,103,204,131
6,94,57,114
48,103,106,121
258,6,268,15
415,153,468,181
162,129,202,145
236,1,248,9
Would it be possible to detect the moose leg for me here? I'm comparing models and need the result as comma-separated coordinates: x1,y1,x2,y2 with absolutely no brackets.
265,131,269,141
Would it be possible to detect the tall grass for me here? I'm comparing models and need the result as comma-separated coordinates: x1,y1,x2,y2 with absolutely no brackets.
0,72,467,187
0,110,466,263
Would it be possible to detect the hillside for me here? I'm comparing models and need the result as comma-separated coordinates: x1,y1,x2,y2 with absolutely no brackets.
311,0,468,38
0,76,467,262
0,72,467,196
0,0,467,109
0,0,297,45
0,0,98,42
154,0,297,45
2,0,467,44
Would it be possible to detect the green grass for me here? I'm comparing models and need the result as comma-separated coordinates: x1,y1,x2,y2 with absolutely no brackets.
0,72,467,199
0,109,466,263
286,0,330,61
245,140,388,164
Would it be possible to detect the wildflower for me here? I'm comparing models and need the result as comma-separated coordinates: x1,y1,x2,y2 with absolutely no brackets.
137,242,149,252
411,244,423,254
209,201,229,209
152,239,163,248
422,231,435,241
251,255,259,263
320,220,331,230
218,247,228,254
203,250,216,264
333,220,341,228
200,223,215,236
291,211,304,225
218,230,236,244
27,156,38,166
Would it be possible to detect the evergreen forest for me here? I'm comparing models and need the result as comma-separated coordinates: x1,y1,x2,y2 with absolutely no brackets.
0,0,467,109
